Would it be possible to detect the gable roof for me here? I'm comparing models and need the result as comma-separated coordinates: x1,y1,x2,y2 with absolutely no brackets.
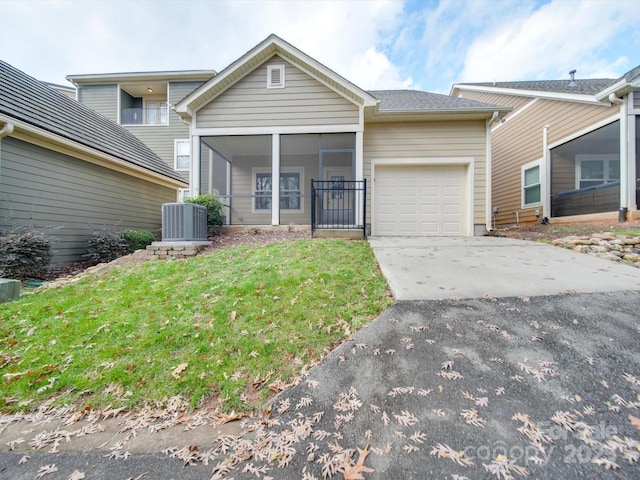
371,89,508,112
0,60,186,186
176,34,379,121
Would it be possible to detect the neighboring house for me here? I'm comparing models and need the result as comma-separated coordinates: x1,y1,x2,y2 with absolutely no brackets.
174,34,509,236
0,60,188,265
451,67,640,226
66,70,215,200
43,81,76,100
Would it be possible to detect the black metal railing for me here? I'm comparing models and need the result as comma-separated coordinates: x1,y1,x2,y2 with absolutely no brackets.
311,179,366,238
121,105,168,125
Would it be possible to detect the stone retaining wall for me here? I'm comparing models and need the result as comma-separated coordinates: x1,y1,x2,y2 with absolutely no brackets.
551,232,640,266
146,242,211,260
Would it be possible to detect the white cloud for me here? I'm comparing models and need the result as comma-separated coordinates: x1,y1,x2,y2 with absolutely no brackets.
460,0,638,82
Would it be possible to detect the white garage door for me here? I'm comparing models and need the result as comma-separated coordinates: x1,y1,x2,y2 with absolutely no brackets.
374,165,467,236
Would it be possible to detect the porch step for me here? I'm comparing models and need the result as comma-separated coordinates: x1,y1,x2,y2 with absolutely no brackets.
312,229,364,240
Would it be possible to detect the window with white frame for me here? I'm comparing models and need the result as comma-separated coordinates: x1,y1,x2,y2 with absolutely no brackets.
577,155,620,189
267,64,285,88
178,188,190,202
175,139,190,171
522,161,542,207
253,168,303,212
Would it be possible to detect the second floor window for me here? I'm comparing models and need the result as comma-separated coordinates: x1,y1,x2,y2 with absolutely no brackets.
175,140,190,171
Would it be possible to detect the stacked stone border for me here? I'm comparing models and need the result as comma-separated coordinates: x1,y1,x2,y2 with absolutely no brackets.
551,232,640,266
146,241,212,260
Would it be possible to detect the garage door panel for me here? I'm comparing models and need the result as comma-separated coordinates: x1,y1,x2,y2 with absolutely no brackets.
374,164,467,236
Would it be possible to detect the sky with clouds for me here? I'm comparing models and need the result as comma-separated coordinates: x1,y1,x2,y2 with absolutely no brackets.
1,0,639,94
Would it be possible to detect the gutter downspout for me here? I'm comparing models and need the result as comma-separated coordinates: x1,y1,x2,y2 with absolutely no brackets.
609,93,628,221
0,122,15,188
486,111,500,232
542,124,550,220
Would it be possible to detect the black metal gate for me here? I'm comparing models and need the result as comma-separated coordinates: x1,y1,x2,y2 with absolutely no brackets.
311,179,366,238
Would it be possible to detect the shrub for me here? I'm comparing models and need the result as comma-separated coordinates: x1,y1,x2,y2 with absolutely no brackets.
86,225,128,264
123,229,155,254
184,194,225,231
0,227,52,280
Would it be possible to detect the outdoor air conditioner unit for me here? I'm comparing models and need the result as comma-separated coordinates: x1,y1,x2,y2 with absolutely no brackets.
161,203,207,241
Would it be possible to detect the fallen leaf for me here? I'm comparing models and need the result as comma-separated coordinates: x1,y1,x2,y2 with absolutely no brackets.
343,444,375,480
67,470,85,480
171,363,188,379
629,414,640,430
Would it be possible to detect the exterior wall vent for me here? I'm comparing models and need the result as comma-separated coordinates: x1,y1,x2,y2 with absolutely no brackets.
161,203,207,241
267,64,285,88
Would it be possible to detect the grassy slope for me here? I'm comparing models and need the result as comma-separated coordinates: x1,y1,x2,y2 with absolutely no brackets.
0,240,391,413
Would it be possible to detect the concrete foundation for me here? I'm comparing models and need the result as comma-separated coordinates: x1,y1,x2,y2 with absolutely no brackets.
146,241,212,260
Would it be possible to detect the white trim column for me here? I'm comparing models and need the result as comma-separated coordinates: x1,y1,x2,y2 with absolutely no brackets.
191,135,200,197
620,97,630,211
271,133,280,225
355,130,364,227
542,125,550,218
629,111,637,211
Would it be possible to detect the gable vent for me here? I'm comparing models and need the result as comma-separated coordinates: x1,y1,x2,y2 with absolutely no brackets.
267,64,285,88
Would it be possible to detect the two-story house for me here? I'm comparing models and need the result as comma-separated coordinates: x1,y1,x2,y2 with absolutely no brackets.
67,70,215,200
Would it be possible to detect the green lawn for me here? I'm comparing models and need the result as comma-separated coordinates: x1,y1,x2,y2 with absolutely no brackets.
0,239,391,413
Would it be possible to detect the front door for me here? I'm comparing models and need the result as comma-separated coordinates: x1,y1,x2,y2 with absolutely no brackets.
323,167,353,225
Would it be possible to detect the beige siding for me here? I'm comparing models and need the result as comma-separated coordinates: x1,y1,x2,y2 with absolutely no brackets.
196,56,359,129
459,91,533,115
0,137,176,265
363,121,487,228
125,81,203,183
227,154,318,225
490,97,618,224
77,84,118,122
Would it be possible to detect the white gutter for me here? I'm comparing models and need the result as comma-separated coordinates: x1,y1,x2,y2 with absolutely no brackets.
0,122,15,187
609,94,629,215
486,111,500,231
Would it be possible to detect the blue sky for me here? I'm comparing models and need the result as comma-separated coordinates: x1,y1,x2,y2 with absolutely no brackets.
1,0,639,94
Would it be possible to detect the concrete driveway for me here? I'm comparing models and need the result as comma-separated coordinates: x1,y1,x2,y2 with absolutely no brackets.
369,236,640,300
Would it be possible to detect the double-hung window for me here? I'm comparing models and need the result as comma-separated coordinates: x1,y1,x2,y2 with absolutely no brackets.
175,139,190,171
253,168,303,212
522,161,541,207
577,156,620,189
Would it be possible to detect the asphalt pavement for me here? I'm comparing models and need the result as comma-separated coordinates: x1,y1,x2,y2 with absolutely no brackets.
2,237,640,479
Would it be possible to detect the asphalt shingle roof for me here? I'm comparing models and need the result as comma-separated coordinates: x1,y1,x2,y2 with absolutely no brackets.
370,89,505,111
459,78,617,95
0,60,185,184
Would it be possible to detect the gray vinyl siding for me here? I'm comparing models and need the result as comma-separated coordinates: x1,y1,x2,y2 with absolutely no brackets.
77,84,119,122
363,121,487,227
489,97,617,224
0,137,176,265
227,154,317,225
196,56,359,129
124,82,204,183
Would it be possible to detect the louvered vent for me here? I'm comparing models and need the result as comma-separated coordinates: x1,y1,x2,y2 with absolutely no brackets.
267,64,285,88
634,91,640,110
161,203,207,241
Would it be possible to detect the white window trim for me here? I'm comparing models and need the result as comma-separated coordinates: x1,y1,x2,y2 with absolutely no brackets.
252,167,304,213
575,154,620,189
177,188,190,202
521,159,542,208
267,64,285,89
174,139,191,172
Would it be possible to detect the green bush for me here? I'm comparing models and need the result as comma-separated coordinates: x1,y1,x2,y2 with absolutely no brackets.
184,194,225,231
0,227,52,280
123,229,155,253
86,225,128,264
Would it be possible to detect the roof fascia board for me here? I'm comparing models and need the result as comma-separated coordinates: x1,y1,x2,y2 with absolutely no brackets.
0,114,187,189
369,108,510,122
452,84,604,105
67,70,216,85
176,35,378,115
595,77,640,101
